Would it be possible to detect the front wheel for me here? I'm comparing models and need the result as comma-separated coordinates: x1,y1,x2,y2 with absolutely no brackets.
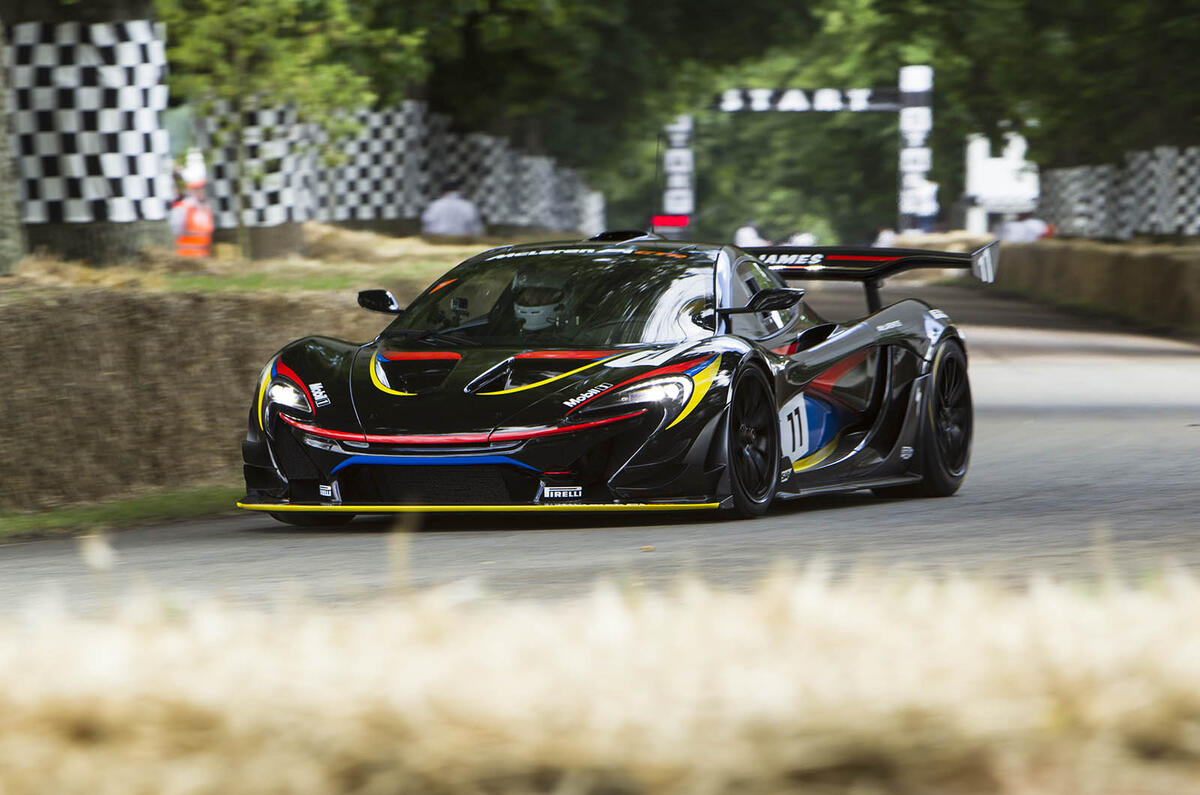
269,511,356,527
726,365,779,517
875,338,973,498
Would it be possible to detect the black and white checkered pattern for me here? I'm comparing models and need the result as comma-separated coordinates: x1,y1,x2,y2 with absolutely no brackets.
7,20,171,224
197,104,310,228
197,100,601,232
467,133,517,224
1040,146,1200,239
514,155,555,229
312,106,420,222
1172,148,1200,236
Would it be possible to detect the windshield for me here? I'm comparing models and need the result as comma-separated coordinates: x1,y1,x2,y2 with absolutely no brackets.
385,246,717,347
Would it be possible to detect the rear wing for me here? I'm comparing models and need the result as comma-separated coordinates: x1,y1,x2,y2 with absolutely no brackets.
744,241,998,312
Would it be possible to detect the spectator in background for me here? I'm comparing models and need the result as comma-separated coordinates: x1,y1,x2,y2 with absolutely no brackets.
1000,212,1051,243
422,180,484,237
734,221,771,247
170,177,214,258
785,231,817,246
872,227,898,247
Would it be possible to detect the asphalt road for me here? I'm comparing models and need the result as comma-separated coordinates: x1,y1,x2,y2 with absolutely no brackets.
2,281,1199,606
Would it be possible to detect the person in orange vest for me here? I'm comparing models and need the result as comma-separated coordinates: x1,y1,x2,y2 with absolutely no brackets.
170,178,214,257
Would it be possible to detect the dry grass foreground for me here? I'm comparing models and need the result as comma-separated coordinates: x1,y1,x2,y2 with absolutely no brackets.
2,566,1199,794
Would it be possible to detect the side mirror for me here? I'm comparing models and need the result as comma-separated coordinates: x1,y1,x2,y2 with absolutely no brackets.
690,306,717,330
358,289,402,314
718,287,805,316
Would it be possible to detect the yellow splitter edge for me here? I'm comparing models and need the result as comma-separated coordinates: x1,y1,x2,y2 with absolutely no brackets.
238,501,722,513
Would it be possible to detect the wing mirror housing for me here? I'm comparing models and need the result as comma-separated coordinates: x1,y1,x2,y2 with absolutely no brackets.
690,306,717,330
717,287,806,316
357,289,403,314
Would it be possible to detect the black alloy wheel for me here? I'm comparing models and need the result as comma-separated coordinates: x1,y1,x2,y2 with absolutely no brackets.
876,338,972,498
727,365,779,517
931,341,972,477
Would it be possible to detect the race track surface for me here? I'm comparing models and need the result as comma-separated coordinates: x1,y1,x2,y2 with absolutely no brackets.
2,282,1198,606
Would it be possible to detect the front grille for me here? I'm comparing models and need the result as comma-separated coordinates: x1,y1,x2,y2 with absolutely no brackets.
273,424,322,479
338,465,538,505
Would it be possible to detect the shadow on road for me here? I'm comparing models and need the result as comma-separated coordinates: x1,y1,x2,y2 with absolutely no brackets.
242,489,890,537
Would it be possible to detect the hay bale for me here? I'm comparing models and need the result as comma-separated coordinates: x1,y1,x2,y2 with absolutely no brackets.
0,290,385,511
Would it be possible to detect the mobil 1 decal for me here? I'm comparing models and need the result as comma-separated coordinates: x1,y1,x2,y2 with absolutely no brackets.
778,392,809,460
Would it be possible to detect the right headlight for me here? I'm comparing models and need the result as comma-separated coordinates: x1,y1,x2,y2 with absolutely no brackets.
256,359,314,433
577,375,693,419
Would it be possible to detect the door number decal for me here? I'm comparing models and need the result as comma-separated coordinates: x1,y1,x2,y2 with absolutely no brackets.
778,393,809,459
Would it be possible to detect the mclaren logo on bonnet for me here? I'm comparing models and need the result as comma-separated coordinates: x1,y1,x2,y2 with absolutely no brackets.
563,383,613,408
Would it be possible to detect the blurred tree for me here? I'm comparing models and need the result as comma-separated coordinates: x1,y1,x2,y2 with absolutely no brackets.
871,0,1200,166
154,0,417,254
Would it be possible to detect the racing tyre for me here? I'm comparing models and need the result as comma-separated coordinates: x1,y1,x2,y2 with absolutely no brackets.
269,512,356,527
876,338,972,498
727,365,779,517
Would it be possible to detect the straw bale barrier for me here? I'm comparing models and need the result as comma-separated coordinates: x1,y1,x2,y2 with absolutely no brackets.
995,240,1200,331
1,569,1199,794
0,289,386,511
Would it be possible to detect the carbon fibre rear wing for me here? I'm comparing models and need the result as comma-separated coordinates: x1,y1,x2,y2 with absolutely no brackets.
744,241,998,312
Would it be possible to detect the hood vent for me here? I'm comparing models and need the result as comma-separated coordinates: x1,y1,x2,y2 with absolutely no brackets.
377,351,460,394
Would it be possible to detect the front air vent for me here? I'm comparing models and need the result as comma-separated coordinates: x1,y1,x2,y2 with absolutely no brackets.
378,352,460,394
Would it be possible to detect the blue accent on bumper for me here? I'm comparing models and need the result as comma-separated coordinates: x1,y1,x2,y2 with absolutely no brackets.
331,455,539,474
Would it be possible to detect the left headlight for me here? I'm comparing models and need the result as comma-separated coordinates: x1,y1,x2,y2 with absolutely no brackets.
577,375,693,418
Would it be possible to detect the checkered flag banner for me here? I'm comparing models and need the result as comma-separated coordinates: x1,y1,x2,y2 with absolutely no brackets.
197,100,601,232
7,20,172,225
1039,145,1200,239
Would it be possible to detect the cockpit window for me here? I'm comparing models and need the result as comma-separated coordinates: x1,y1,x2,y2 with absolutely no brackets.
387,246,718,347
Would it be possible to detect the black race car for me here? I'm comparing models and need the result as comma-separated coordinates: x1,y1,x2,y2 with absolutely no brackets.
238,232,997,523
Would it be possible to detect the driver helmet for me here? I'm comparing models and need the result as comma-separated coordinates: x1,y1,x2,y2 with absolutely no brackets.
512,265,568,331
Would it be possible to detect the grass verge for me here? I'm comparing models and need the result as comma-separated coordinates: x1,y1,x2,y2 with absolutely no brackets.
0,485,242,539
1,568,1199,793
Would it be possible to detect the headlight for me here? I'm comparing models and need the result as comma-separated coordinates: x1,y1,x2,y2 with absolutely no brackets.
578,375,693,418
267,381,310,413
259,370,312,432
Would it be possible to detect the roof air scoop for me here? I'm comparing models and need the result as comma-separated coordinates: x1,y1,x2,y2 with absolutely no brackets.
585,230,664,243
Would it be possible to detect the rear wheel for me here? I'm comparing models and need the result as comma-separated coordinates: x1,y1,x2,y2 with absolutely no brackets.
269,512,356,527
875,338,972,498
727,365,779,517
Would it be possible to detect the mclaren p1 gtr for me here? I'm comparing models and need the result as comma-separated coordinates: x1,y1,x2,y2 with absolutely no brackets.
238,231,997,523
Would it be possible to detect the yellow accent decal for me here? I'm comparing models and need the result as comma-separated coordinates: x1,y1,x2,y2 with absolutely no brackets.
666,357,720,429
238,501,720,513
256,372,271,430
792,433,841,472
477,356,618,396
370,352,416,396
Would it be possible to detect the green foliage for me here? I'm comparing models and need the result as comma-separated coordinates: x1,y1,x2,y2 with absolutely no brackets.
154,0,418,250
150,0,1199,242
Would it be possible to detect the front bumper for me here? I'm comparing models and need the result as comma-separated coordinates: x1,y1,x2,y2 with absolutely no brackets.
242,397,728,511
